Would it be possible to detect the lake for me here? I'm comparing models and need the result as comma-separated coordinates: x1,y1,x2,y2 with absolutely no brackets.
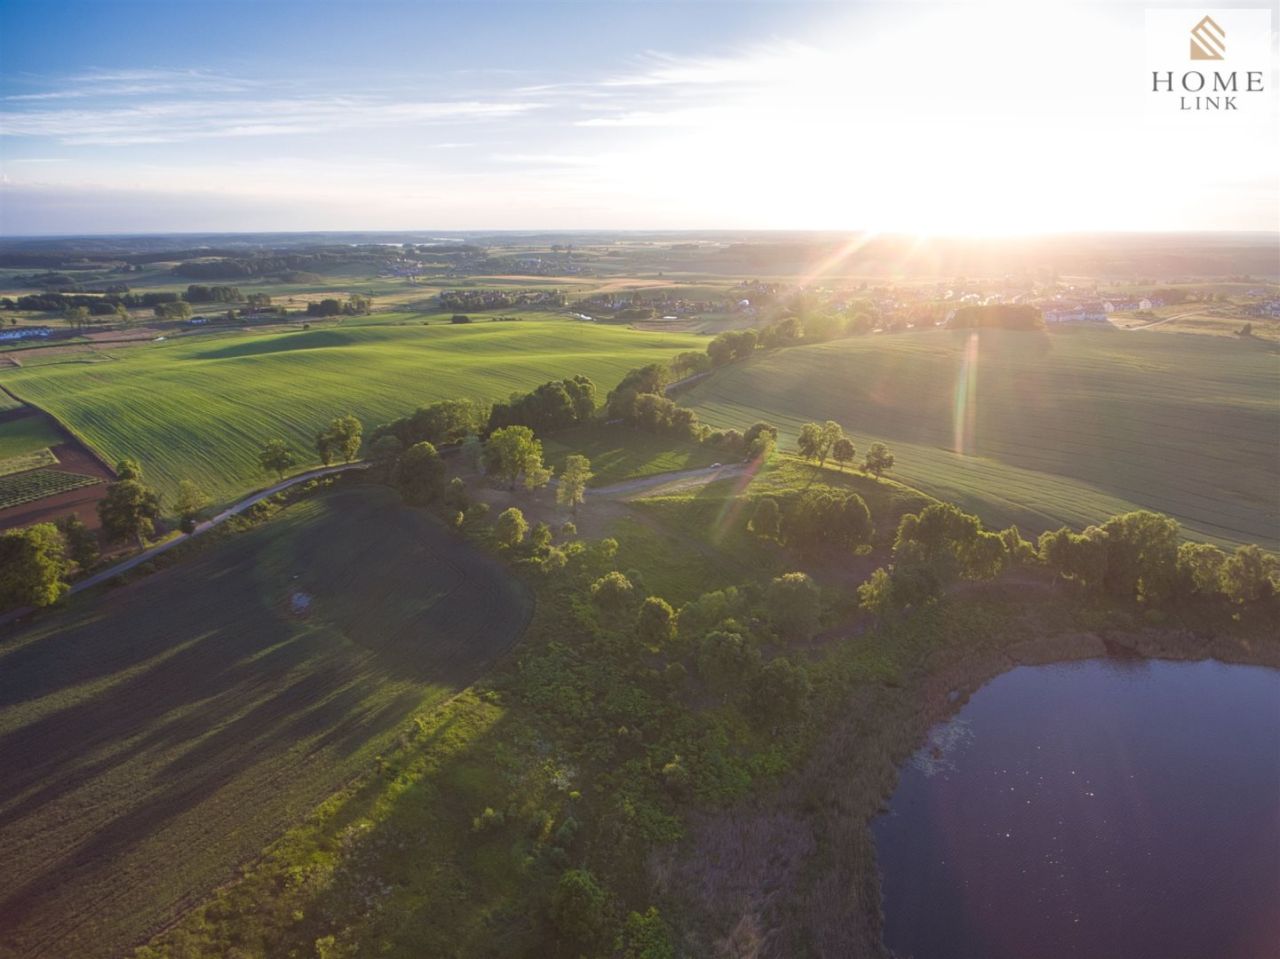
872,658,1280,959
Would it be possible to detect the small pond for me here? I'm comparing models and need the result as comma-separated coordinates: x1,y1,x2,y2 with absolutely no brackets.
873,658,1280,959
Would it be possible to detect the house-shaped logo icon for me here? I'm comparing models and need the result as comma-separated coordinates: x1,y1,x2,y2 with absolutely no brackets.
1190,15,1225,60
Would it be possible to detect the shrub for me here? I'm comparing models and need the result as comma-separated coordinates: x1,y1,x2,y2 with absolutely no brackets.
766,572,821,641
550,868,607,946
494,507,528,548
636,596,677,648
591,571,635,614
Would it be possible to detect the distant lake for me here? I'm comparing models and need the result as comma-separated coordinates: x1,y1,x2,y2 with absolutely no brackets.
872,659,1280,959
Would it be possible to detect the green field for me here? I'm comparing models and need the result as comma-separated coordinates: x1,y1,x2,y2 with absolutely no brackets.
0,447,58,478
0,317,705,505
0,412,64,459
0,485,531,959
679,329,1280,549
0,469,101,510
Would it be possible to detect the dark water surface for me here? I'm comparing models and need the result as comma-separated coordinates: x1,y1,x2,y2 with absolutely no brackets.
872,659,1280,959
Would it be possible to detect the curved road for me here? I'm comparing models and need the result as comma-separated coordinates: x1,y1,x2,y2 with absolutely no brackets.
71,462,369,594
0,463,368,630
3,459,730,630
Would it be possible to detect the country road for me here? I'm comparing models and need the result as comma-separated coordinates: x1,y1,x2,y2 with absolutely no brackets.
0,462,368,629
591,462,749,499
71,462,370,593
2,458,740,631
1114,309,1199,331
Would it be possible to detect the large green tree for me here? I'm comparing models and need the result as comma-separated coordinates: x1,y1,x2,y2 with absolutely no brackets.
748,497,781,539
258,439,297,481
173,479,210,533
395,441,446,506
831,436,856,471
1222,544,1278,604
56,514,99,571
787,490,872,554
0,523,69,609
751,657,812,726
590,571,635,615
862,441,895,478
494,507,529,547
483,425,550,490
98,478,162,543
316,414,363,465
796,420,844,469
556,454,593,515
766,572,821,641
551,868,607,948
636,596,677,648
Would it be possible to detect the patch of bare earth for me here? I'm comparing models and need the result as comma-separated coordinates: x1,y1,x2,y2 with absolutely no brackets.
0,442,115,532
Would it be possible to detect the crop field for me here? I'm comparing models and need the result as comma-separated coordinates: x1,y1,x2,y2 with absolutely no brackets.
0,486,531,959
0,317,705,505
0,468,101,510
0,447,58,477
679,329,1280,549
0,412,65,459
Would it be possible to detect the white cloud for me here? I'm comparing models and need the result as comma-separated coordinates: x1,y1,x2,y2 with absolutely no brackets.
4,68,259,101
0,96,544,145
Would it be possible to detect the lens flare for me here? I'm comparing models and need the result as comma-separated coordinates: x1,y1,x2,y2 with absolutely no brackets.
708,454,769,545
953,332,979,454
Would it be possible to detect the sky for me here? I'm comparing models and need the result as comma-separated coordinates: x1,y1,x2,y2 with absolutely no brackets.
0,0,1277,235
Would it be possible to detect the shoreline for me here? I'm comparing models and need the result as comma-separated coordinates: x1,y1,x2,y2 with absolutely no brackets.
663,592,1280,957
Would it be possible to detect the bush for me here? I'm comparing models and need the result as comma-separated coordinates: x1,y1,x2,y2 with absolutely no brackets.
591,571,635,614
752,657,812,727
636,596,676,648
748,497,781,539
550,868,607,946
766,572,821,641
394,441,445,506
494,507,528,547
617,907,675,959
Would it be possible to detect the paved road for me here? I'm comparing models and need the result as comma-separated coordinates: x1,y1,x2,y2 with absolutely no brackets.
71,462,369,594
2,458,723,630
0,463,368,630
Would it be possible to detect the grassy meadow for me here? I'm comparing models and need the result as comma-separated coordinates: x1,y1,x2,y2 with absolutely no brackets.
0,411,64,459
0,485,530,959
679,329,1280,549
542,424,722,486
0,316,705,505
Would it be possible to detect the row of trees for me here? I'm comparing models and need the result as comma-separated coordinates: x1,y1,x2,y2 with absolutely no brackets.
748,489,874,555
305,294,372,317
703,311,877,368
0,458,217,611
1037,513,1275,605
857,502,1278,617
796,420,894,478
487,376,597,434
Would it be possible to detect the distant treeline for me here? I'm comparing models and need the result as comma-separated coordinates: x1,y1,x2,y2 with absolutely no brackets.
1,285,271,315
948,304,1045,331
174,253,356,280
0,242,486,272
439,289,568,311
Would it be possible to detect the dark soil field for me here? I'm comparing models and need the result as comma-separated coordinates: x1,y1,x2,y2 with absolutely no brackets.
0,486,531,959
0,441,115,532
